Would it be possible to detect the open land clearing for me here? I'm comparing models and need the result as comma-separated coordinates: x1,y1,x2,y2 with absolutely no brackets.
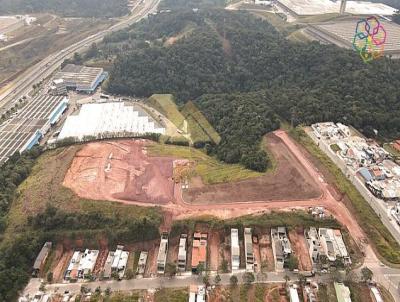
8,129,367,250
63,140,175,204
182,131,321,204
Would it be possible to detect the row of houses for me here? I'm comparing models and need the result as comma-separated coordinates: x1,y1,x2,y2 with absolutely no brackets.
312,122,400,201
305,227,351,266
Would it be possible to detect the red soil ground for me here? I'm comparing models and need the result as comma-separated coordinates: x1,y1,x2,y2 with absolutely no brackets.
62,131,366,248
184,132,322,204
63,140,175,204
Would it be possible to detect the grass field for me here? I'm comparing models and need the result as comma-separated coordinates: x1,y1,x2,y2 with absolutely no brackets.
146,94,186,130
318,283,338,302
147,143,262,184
181,101,221,144
154,288,188,302
5,146,162,239
289,127,400,264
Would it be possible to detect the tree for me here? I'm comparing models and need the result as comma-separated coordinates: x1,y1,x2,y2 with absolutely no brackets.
46,272,53,283
361,267,373,283
230,275,238,287
214,274,221,285
220,259,228,273
285,255,299,271
105,287,111,296
243,272,255,285
165,263,177,277
284,274,290,285
125,268,134,280
203,274,210,287
196,263,205,276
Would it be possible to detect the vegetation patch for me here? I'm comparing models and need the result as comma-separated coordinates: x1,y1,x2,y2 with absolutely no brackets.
290,127,400,264
147,94,186,130
181,101,221,145
154,288,188,302
147,142,262,184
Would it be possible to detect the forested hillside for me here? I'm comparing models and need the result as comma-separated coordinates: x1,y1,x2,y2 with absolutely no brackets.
0,0,128,18
106,10,400,153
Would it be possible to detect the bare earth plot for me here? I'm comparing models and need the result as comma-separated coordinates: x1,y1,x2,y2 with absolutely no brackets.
183,132,321,204
63,140,175,205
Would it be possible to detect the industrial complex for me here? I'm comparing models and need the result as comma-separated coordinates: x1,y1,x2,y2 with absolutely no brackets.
54,64,108,94
57,102,165,141
276,0,396,16
0,95,68,164
306,20,400,58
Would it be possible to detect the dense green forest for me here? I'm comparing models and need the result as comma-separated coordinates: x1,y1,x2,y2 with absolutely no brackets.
101,9,400,170
0,0,128,18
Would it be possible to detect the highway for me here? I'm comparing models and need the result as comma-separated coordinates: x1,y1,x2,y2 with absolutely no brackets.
0,0,160,117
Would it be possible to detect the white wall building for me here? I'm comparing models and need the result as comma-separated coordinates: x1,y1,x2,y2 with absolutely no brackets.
231,229,240,271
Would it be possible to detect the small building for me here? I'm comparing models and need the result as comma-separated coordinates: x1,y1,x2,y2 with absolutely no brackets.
271,227,292,271
32,242,52,277
393,140,400,152
157,233,169,274
111,245,129,278
191,232,208,273
178,234,187,272
334,282,352,302
318,228,351,265
65,251,82,280
288,285,300,302
137,251,148,276
231,229,240,271
244,228,255,272
370,286,383,302
77,249,99,278
189,285,205,302
50,79,67,96
305,227,322,263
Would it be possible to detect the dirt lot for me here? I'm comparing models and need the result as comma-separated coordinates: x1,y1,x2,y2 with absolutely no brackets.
259,232,275,272
288,228,313,271
63,140,175,204
183,132,322,204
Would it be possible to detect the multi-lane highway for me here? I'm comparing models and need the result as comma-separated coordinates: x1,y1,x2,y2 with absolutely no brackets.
0,0,160,117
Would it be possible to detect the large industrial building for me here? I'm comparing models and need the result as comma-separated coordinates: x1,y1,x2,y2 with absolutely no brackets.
306,20,400,59
0,95,68,164
57,102,165,141
276,0,396,16
54,64,108,94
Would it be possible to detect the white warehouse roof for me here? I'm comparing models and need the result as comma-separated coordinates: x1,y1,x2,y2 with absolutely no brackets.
58,102,165,140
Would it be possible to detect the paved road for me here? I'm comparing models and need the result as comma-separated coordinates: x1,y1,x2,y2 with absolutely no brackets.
30,271,325,296
0,0,160,117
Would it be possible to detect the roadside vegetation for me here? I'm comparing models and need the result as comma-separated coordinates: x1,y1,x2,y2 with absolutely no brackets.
289,127,400,264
